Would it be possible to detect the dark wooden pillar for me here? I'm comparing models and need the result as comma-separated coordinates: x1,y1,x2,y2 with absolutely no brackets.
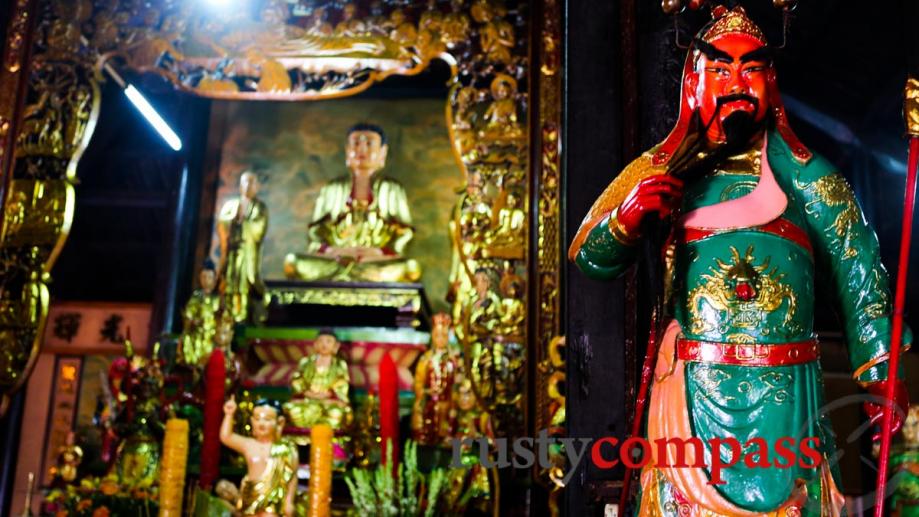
563,0,682,513
563,0,627,514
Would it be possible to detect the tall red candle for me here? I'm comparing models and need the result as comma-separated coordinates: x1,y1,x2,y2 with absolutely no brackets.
200,347,226,489
379,352,399,471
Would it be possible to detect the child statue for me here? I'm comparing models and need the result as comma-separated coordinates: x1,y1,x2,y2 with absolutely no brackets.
411,313,458,447
220,397,298,517
282,331,352,431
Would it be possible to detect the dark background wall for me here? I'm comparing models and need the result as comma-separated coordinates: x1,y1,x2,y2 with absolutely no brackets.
563,0,626,514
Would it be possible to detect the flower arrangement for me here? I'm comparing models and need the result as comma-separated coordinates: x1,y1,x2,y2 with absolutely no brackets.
344,440,446,517
44,477,159,517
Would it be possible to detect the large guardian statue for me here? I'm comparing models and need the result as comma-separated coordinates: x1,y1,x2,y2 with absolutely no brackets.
569,7,909,514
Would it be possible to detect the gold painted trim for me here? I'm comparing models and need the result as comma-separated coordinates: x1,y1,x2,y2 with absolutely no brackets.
609,207,639,245
269,285,422,311
906,77,919,137
854,342,912,384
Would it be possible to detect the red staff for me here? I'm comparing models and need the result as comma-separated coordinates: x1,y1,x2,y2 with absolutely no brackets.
874,77,919,517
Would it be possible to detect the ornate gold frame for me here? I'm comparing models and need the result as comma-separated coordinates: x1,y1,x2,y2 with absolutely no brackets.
0,0,562,441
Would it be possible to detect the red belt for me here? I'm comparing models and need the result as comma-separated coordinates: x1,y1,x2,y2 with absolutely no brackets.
677,338,819,366
681,218,813,256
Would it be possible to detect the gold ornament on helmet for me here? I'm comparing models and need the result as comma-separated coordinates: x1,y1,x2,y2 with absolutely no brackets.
702,6,767,44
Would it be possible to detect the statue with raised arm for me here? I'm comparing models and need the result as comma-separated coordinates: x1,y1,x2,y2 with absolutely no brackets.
220,397,297,517
218,171,268,324
569,7,909,514
284,124,420,283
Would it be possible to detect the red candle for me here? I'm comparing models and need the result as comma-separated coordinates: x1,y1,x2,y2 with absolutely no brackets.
200,347,226,489
379,352,399,472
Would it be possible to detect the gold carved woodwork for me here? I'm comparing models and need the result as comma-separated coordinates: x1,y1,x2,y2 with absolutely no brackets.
537,335,565,516
0,0,563,440
534,0,563,510
0,1,101,415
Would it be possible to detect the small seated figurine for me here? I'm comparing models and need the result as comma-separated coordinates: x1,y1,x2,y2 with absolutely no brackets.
486,191,526,259
283,331,353,432
220,397,298,517
479,75,523,143
411,313,458,447
180,260,221,367
284,124,421,283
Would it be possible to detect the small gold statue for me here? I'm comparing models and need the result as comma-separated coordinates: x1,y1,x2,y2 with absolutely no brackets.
444,378,491,509
284,124,420,282
480,74,523,143
448,171,493,339
244,49,292,93
460,268,504,407
419,0,445,33
416,0,446,60
387,9,417,47
486,190,526,259
467,268,502,338
496,269,526,341
411,313,458,447
218,171,268,324
49,431,83,485
283,332,353,432
478,9,515,64
180,261,221,366
451,86,479,158
221,397,298,517
441,0,471,48
334,4,367,37
305,7,334,37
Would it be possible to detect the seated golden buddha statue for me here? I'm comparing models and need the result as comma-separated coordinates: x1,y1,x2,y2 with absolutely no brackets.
284,124,421,283
283,331,353,431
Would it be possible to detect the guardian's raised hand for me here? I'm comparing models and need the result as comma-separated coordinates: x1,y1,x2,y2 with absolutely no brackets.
616,175,684,237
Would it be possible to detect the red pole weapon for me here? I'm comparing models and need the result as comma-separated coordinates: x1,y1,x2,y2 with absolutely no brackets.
619,308,661,510
874,77,919,517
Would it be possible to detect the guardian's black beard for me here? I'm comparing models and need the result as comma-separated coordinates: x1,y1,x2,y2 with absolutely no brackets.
721,110,760,150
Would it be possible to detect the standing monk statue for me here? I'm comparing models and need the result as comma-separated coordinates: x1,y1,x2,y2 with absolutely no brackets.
218,171,269,324
569,7,909,515
284,123,421,283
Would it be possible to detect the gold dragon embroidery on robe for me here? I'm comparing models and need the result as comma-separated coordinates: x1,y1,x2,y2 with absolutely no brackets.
687,246,798,339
